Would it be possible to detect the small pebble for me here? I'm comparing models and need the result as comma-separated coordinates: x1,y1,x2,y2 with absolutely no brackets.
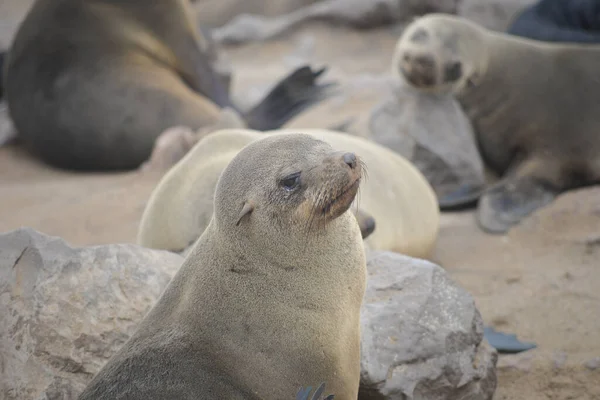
584,357,600,370
552,351,567,369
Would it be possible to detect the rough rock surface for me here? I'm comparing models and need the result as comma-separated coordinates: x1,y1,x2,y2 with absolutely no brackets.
360,251,497,400
368,82,486,201
0,228,183,400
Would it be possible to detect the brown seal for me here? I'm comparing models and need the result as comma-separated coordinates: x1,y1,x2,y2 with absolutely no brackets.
79,133,366,399
394,13,600,233
4,0,333,171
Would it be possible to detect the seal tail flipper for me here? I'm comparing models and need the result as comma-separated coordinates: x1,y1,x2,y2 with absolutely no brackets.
242,65,337,131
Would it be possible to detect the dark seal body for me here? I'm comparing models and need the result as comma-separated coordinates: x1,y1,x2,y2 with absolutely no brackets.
4,0,332,171
508,0,600,43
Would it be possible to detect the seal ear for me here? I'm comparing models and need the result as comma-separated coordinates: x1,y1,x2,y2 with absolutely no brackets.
236,201,255,226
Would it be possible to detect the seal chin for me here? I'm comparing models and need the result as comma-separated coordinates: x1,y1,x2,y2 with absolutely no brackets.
322,177,361,220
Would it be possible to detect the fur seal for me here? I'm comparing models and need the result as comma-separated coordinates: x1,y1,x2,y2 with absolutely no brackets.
78,133,366,399
394,13,600,233
137,128,439,258
507,0,600,43
4,0,333,171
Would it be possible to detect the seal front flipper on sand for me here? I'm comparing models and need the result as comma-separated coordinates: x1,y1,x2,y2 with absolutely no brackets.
242,66,338,131
437,183,485,211
476,158,561,234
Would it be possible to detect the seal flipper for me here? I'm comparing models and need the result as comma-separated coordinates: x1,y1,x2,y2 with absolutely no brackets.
438,183,485,211
242,66,337,131
476,159,561,234
353,208,376,239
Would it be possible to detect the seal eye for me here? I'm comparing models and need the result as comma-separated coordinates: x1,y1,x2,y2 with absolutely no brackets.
280,172,301,191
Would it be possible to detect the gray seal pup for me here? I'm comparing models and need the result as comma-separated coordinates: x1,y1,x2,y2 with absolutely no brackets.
394,13,600,233
4,0,333,171
78,133,366,399
137,128,440,259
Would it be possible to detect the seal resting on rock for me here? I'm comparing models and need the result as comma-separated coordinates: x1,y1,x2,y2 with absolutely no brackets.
393,13,600,233
137,128,439,258
78,133,366,399
3,0,333,171
507,0,600,43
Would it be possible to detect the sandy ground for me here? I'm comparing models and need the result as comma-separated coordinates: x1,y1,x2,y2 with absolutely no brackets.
0,2,599,399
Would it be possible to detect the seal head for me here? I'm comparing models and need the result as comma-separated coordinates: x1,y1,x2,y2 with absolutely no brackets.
392,14,489,94
215,133,364,259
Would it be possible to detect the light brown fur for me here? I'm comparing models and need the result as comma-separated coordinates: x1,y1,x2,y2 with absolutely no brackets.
394,13,600,233
137,128,439,258
79,133,366,399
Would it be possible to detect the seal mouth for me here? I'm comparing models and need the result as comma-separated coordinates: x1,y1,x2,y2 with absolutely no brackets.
321,177,361,218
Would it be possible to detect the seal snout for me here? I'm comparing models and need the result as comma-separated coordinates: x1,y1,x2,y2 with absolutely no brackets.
399,52,438,88
312,150,364,222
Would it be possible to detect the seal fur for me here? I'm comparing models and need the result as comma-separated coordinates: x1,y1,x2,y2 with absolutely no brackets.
394,13,600,233
137,128,439,258
79,133,366,399
507,0,600,43
4,0,333,171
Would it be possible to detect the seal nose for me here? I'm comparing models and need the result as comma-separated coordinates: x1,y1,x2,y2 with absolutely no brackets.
400,52,437,87
343,152,357,169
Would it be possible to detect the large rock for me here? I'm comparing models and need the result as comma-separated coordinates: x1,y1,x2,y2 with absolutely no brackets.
368,82,486,202
0,228,183,400
0,228,497,399
360,251,497,400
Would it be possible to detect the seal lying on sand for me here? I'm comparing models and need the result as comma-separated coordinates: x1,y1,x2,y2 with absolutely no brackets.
507,0,600,43
78,133,367,399
3,0,333,171
394,13,600,233
137,128,439,258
